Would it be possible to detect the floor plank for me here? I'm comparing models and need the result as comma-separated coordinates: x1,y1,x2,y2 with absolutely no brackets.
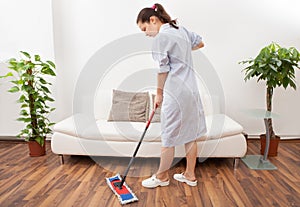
0,140,299,207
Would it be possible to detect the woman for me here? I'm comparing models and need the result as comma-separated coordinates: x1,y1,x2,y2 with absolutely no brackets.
137,3,207,188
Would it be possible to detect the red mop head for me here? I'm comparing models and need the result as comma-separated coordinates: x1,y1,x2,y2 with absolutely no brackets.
106,174,138,205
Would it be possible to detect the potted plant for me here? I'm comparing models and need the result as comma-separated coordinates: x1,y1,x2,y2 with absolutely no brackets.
0,51,56,156
240,43,300,156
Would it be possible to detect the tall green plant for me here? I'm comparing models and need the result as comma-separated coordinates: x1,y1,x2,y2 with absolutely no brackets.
0,51,56,146
240,43,300,139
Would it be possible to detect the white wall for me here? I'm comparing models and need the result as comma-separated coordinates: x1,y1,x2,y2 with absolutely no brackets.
0,0,54,135
195,0,300,138
1,0,300,138
51,0,300,138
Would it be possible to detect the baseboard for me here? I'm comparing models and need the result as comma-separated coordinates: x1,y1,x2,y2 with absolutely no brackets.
0,135,298,142
0,136,24,141
0,136,52,141
244,134,300,140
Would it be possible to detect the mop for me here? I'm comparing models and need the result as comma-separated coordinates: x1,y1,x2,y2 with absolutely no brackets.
106,105,158,205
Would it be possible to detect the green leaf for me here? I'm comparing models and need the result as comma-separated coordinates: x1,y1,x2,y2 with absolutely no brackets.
38,121,46,128
46,60,56,69
270,43,276,52
282,77,289,88
8,58,17,65
21,103,28,108
21,85,33,93
20,109,29,116
49,122,56,126
8,86,19,93
276,60,282,67
20,51,31,59
11,80,24,85
0,72,13,79
45,96,55,102
41,86,50,94
239,59,254,65
39,77,47,85
18,95,26,103
32,103,41,110
26,124,32,129
268,64,277,72
42,67,56,76
289,80,297,90
35,136,44,146
21,129,29,135
257,74,266,82
258,63,267,68
35,55,41,62
17,117,32,123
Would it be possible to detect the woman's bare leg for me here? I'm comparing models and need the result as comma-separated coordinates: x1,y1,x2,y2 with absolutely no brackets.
184,141,197,180
156,146,174,181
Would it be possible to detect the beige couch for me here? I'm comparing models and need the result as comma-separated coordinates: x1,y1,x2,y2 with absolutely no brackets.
51,89,247,167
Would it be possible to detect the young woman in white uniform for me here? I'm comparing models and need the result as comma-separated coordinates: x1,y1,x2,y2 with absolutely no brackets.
137,3,207,188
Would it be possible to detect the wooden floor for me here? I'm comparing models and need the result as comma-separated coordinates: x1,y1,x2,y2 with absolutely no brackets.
0,140,299,207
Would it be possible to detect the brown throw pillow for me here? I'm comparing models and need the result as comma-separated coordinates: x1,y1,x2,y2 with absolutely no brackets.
108,90,149,122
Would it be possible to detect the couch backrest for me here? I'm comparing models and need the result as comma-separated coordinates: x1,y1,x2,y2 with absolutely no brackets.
94,89,113,120
94,78,219,120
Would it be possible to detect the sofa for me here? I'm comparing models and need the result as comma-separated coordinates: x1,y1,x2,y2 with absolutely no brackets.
51,87,247,167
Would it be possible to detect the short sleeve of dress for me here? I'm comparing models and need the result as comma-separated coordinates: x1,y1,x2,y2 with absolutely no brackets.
152,34,171,73
182,27,202,49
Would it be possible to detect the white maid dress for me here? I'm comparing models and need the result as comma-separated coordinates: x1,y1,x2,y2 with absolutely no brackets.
152,23,207,147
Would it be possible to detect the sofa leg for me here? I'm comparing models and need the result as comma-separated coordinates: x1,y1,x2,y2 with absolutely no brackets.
233,158,240,169
59,154,64,165
198,157,208,163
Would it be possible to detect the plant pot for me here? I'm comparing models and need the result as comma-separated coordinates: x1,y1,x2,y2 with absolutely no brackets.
260,134,280,157
28,139,46,157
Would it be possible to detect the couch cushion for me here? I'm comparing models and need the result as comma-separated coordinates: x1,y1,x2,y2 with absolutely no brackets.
204,114,243,140
54,114,161,142
88,120,161,142
54,113,243,142
107,89,149,122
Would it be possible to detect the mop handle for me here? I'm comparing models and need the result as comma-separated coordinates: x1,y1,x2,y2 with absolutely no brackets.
129,104,158,161
146,104,158,128
119,104,158,187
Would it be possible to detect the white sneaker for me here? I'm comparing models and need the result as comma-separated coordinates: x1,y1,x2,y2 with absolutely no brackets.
173,173,197,187
142,175,170,188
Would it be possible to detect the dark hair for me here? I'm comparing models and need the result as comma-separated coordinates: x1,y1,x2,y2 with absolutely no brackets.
136,3,178,29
